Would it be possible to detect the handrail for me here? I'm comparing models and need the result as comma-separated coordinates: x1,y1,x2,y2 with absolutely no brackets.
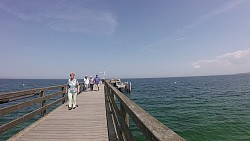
0,85,66,103
104,80,185,141
0,83,84,135
0,91,64,117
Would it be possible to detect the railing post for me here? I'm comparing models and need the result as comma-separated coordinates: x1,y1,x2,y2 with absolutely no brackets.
104,83,107,95
62,86,66,104
79,84,82,93
109,88,113,99
40,91,46,116
81,83,84,92
109,87,117,102
120,103,129,127
79,84,81,93
105,83,109,99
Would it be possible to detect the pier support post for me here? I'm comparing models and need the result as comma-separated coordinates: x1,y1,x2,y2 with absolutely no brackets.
129,82,132,93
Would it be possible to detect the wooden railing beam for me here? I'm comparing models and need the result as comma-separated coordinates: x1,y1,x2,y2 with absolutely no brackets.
0,97,66,134
0,91,64,117
0,85,65,103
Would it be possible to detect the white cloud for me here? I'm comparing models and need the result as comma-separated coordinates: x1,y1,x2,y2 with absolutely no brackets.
193,48,250,69
174,0,247,36
142,0,247,52
192,63,200,69
175,37,189,41
0,0,118,35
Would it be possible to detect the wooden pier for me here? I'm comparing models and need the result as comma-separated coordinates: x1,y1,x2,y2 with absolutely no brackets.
7,85,108,141
1,80,185,141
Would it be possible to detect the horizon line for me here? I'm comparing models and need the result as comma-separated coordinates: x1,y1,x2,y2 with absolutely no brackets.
1,72,250,80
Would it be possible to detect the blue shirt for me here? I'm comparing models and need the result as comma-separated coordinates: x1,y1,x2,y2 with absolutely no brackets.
94,77,101,84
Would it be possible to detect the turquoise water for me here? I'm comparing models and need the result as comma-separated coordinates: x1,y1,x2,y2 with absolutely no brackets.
1,75,250,140
123,74,250,141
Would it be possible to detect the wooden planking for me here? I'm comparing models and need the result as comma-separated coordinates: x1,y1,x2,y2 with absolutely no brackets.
8,85,108,141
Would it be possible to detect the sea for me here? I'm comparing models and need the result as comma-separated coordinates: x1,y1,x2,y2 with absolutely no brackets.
1,74,250,141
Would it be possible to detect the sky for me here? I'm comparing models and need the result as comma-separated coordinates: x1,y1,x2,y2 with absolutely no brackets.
1,0,250,79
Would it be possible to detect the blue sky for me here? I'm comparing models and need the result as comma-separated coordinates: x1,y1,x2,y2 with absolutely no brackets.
1,0,250,79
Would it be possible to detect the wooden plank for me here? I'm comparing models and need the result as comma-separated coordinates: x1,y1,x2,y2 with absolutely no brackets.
8,85,108,141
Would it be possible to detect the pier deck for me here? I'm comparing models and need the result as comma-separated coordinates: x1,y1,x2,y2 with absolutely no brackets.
8,85,108,141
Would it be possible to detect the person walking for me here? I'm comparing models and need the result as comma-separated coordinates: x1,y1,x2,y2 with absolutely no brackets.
84,75,89,91
89,76,94,91
66,72,79,110
94,75,101,91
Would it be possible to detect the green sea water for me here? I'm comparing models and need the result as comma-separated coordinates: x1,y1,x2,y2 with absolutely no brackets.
124,74,250,141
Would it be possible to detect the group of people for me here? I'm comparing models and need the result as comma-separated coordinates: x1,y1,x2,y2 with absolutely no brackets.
65,72,102,110
83,75,101,91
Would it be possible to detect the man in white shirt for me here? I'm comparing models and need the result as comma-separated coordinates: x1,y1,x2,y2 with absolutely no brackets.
84,75,89,91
